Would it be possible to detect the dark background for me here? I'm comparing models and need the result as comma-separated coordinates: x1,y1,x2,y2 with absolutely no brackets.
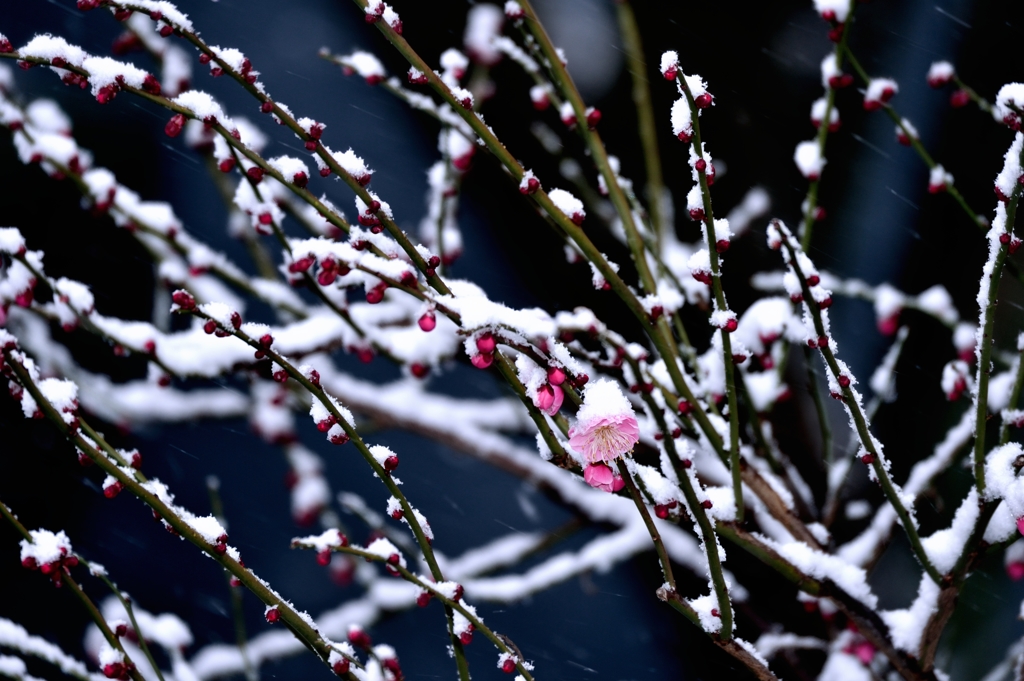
2,0,1024,679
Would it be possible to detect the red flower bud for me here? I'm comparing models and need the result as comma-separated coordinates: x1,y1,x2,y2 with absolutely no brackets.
165,113,186,137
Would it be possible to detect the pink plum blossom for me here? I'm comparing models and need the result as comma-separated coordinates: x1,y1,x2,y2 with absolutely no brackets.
568,379,640,464
583,463,624,493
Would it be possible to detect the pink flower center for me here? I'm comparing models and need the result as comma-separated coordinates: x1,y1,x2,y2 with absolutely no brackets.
588,423,635,458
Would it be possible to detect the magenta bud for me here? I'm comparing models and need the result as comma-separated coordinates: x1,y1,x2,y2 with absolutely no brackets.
366,283,387,304
165,113,186,137
950,89,970,108
475,332,496,354
471,353,493,369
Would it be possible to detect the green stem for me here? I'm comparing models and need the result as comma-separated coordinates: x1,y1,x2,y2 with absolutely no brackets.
642,400,735,639
63,577,148,681
775,222,941,583
3,352,361,677
203,154,279,281
24,4,730,486
974,196,1021,491
206,480,258,681
615,0,667,247
617,459,678,590
0,502,148,681
716,523,936,681
89,572,168,681
493,353,574,469
673,72,743,521
14,254,180,376
294,541,535,681
2,115,306,317
340,1,738,477
187,312,471,679
999,348,1024,446
799,0,856,250
839,47,1024,288
515,0,659,297
951,75,993,115
805,345,834,466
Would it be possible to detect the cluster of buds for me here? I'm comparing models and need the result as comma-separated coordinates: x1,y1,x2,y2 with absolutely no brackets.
998,226,1023,254
304,121,324,151
316,257,349,285
423,254,441,278
209,532,229,555
994,171,1024,205
817,5,846,42
828,72,854,90
201,310,242,337
363,0,403,33
20,530,77,588
357,199,382,229
518,171,540,195
504,1,524,21
693,157,716,186
862,78,898,112
654,500,679,519
406,66,428,85
470,331,497,369
102,476,124,499
101,657,135,681
20,547,78,586
251,333,274,360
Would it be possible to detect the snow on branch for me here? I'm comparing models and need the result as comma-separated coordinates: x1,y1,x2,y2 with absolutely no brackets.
1,4,1023,681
